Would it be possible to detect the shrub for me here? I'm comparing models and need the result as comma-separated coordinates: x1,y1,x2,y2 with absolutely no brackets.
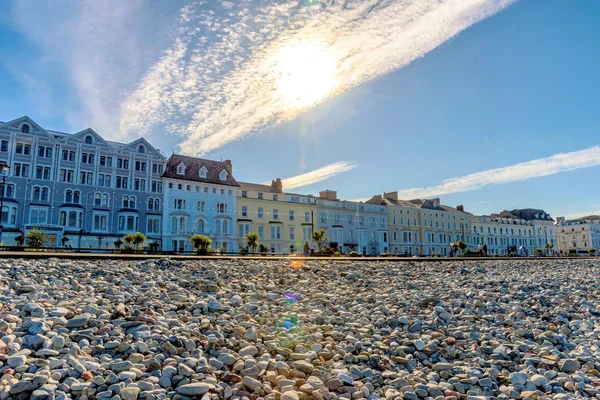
258,244,268,255
189,234,212,255
311,229,328,251
26,229,48,249
589,248,597,256
534,248,544,256
349,251,361,257
123,232,147,251
246,232,259,254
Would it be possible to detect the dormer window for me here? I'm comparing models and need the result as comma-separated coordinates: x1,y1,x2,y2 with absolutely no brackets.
177,163,186,175
199,166,208,178
21,124,30,133
138,145,145,154
84,135,93,145
219,169,228,181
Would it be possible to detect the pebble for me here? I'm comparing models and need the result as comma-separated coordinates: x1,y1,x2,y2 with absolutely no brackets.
1,258,600,399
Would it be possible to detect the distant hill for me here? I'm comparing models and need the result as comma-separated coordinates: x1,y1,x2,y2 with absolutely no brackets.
572,215,600,221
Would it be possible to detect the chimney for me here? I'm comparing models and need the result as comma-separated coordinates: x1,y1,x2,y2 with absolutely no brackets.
223,159,232,175
319,190,338,201
456,204,464,212
383,191,398,201
271,178,283,193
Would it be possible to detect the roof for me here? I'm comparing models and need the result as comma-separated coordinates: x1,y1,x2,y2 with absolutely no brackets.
238,182,279,193
380,197,419,209
162,154,240,187
507,208,554,222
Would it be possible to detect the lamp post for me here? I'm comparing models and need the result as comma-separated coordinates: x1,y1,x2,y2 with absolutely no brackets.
460,218,465,242
0,163,11,245
544,226,549,256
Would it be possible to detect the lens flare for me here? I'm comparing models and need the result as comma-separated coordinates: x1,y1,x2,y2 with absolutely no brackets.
284,291,299,304
290,261,303,269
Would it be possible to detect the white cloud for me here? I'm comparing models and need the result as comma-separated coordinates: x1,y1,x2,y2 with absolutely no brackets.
262,161,357,191
119,0,517,155
397,145,600,199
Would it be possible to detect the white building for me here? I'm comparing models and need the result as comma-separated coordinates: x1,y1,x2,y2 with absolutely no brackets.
555,217,600,255
161,155,239,253
473,215,535,255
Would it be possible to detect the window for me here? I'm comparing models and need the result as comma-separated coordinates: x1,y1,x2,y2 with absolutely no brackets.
177,163,186,175
35,166,51,180
174,198,186,210
134,178,146,191
220,188,224,194
188,185,192,191
222,220,229,235
258,226,264,239
21,124,30,133
37,146,53,158
13,163,30,177
118,215,139,232
217,202,228,213
138,145,145,154
29,209,47,224
59,169,74,183
289,210,295,220
290,226,295,240
147,218,160,234
291,196,300,203
84,135,93,144
273,209,279,220
151,181,163,193
178,184,183,190
1,140,7,151
152,164,163,174
270,225,281,239
197,200,205,212
219,170,228,181
81,153,95,164
380,218,385,226
238,223,250,238
1,204,17,225
116,176,128,189
304,212,309,222
241,190,247,198
93,214,108,231
303,227,311,241
65,190,81,204
80,171,93,185
320,213,326,223
62,150,76,161
59,210,83,228
31,186,49,202
242,206,248,217
199,166,208,178
273,194,278,201
258,192,263,199
212,188,216,194
15,143,31,155
148,198,160,210
122,195,136,209
197,219,205,233
135,161,147,172
100,156,113,167
117,158,129,169
4,185,15,198
98,173,111,187
93,193,109,207
258,208,264,218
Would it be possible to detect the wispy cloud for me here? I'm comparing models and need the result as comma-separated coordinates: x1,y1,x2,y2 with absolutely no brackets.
120,0,517,155
262,161,357,191
397,145,600,199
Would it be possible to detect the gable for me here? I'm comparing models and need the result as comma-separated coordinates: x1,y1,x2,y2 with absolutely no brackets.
120,137,164,158
66,128,114,149
0,116,54,140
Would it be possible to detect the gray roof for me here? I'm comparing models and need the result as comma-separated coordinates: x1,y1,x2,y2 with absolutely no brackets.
238,182,279,193
162,154,240,187
507,208,554,222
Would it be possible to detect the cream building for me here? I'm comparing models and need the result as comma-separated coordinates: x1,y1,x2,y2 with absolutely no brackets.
367,193,473,256
236,179,314,254
555,217,600,255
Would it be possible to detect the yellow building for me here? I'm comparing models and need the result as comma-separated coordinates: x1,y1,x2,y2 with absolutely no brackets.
236,179,314,254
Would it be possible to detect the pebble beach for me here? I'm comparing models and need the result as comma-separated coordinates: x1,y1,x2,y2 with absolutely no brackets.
1,258,600,400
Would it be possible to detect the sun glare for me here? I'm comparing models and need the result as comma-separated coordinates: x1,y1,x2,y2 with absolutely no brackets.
271,40,339,110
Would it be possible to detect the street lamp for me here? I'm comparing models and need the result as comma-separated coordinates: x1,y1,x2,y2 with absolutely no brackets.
460,218,465,242
0,162,11,245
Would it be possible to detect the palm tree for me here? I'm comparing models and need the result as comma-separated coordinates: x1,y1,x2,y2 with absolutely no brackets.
312,228,328,251
545,242,553,256
457,240,467,255
189,234,212,255
246,232,259,254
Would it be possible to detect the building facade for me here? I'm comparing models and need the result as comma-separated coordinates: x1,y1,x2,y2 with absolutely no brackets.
0,116,165,248
497,209,556,250
316,190,389,255
161,155,238,253
472,215,535,255
236,179,314,253
555,217,600,255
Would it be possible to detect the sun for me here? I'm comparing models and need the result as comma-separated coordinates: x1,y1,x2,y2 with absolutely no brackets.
271,40,339,110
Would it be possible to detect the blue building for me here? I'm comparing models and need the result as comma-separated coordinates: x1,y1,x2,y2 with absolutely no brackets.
0,116,165,249
161,154,239,252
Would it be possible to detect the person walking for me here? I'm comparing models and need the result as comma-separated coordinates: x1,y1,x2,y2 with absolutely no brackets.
309,240,315,256
303,242,309,256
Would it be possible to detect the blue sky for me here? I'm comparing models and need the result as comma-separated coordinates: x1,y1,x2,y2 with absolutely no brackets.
1,0,599,219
